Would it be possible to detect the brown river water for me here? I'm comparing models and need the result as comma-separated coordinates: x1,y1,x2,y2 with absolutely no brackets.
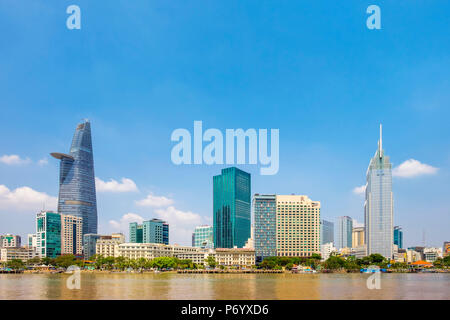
0,273,448,300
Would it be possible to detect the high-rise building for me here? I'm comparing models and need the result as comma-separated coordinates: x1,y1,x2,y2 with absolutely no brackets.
51,119,98,236
364,124,394,259
143,219,169,244
191,233,195,247
276,195,321,257
336,216,353,250
130,219,169,245
129,222,143,243
83,234,102,259
0,234,21,248
321,219,334,245
213,167,251,249
60,214,83,256
36,211,61,258
393,226,403,249
352,227,365,248
253,194,277,263
193,225,214,248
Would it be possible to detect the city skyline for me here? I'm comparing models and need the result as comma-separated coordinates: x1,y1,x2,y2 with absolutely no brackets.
1,2,449,248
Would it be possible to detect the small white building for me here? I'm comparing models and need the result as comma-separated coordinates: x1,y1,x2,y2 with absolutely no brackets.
321,242,337,261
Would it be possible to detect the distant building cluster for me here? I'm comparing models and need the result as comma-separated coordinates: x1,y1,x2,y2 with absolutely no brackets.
1,121,448,268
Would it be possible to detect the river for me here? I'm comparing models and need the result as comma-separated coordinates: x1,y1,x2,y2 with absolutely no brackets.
0,273,448,299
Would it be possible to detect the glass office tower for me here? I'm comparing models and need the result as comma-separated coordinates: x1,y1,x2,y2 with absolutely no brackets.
193,225,214,248
129,222,143,243
143,219,169,244
364,124,394,259
393,226,403,249
321,219,334,245
336,216,353,250
36,211,61,258
254,194,276,263
51,119,98,236
213,167,251,248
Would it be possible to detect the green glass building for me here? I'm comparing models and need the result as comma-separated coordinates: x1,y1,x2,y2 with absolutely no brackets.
36,211,61,258
213,167,251,248
129,222,143,243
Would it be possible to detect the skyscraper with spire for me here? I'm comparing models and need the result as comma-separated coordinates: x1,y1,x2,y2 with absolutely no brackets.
364,124,393,259
51,119,98,236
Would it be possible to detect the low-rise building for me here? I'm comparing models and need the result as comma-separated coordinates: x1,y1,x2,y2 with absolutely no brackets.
0,234,21,248
423,247,442,262
353,245,367,259
406,249,422,263
444,241,450,257
321,242,337,261
95,233,125,257
215,248,255,267
0,247,37,262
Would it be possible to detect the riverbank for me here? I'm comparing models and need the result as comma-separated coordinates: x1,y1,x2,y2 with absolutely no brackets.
18,268,450,275
1,272,449,300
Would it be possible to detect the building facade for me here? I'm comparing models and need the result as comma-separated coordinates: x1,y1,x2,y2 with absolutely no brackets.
444,241,450,257
393,226,403,249
0,234,21,248
95,233,125,257
336,216,353,250
276,195,321,257
213,167,251,249
0,247,37,262
321,219,334,245
321,242,337,261
143,219,169,244
51,119,98,236
61,214,83,256
352,227,365,248
27,234,37,249
215,248,255,267
193,225,214,248
129,222,143,243
83,234,102,259
364,125,394,259
253,194,277,263
36,211,61,258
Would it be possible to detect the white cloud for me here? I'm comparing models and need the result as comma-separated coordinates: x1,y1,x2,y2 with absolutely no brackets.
136,193,174,207
0,184,57,212
154,206,203,245
95,177,138,193
0,154,31,165
38,158,49,166
392,159,439,178
109,212,144,231
353,185,366,195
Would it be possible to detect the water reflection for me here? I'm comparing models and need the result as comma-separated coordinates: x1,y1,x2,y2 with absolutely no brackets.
0,273,449,300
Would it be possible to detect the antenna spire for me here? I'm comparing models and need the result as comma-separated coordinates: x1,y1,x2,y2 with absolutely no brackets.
379,123,383,158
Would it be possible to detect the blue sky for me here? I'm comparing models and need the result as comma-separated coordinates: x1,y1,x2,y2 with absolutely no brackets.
0,1,449,247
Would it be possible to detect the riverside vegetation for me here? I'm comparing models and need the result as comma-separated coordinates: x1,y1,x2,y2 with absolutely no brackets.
2,253,449,273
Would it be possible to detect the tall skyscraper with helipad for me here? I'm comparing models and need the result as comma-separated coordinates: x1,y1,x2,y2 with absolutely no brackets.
51,119,98,236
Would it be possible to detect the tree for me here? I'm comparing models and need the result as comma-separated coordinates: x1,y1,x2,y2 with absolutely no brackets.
27,257,42,266
310,253,321,260
54,255,77,269
7,259,25,270
369,254,385,264
324,256,345,270
206,256,217,268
